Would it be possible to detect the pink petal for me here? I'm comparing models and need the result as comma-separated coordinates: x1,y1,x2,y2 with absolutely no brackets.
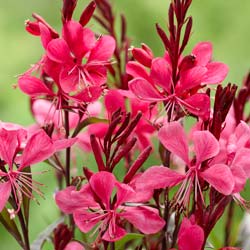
150,58,172,93
55,184,97,214
102,223,126,242
203,62,229,84
0,129,18,167
179,66,207,91
126,61,152,82
89,172,116,209
192,130,219,164
20,130,54,169
104,90,126,115
129,78,165,102
74,210,104,233
53,138,77,152
39,22,52,49
63,20,84,59
82,28,96,53
47,38,72,64
135,166,185,190
72,86,102,103
230,164,247,193
0,181,11,212
231,148,250,178
192,42,212,66
158,122,189,164
200,164,234,195
132,48,152,67
64,242,85,250
88,35,115,62
18,75,54,97
121,206,165,234
178,217,204,250
115,182,135,208
183,93,210,119
235,121,250,148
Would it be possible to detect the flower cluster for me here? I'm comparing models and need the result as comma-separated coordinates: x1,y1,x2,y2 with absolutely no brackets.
0,0,249,250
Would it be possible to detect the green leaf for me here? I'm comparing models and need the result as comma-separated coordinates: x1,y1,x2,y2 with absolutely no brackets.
31,217,64,250
0,207,23,248
72,117,107,137
115,233,144,250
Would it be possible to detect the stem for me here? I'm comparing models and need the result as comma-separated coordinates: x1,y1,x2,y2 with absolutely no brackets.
110,242,115,250
225,200,234,246
64,109,71,187
17,210,30,250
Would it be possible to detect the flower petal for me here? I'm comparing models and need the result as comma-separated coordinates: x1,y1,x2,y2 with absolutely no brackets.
64,241,85,250
20,130,54,168
200,164,234,195
0,181,11,212
203,62,229,84
18,75,54,97
121,206,165,234
47,38,72,64
89,172,116,209
129,78,165,102
150,58,172,93
135,166,185,190
102,223,126,242
88,35,115,62
192,42,212,66
55,184,97,214
126,61,151,82
158,122,189,164
192,130,219,164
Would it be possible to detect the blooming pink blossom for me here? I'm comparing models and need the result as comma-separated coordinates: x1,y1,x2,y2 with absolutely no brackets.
56,171,165,242
0,127,76,216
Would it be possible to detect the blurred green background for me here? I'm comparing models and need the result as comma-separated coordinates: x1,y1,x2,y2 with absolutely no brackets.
1,0,250,249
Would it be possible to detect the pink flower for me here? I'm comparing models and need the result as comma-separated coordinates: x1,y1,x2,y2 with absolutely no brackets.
135,122,234,208
0,127,76,216
177,217,204,250
56,171,165,242
64,241,85,250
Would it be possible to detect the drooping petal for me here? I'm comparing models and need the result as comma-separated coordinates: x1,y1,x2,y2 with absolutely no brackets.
121,206,165,234
203,62,229,84
150,58,172,93
63,20,84,59
102,223,126,242
55,185,97,214
178,66,207,92
129,78,166,102
126,61,152,82
115,182,135,208
0,129,18,167
158,122,189,164
178,217,204,250
192,130,219,164
192,42,212,66
53,138,77,152
73,210,104,233
88,35,115,62
64,241,85,250
89,172,116,209
39,22,53,49
18,75,54,97
200,164,234,195
135,166,185,191
231,148,250,178
183,93,210,119
47,38,72,64
104,90,126,115
20,130,54,169
0,181,12,212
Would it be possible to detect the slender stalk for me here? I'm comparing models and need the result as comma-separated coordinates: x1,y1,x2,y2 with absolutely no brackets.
64,109,71,186
17,210,30,250
225,201,234,246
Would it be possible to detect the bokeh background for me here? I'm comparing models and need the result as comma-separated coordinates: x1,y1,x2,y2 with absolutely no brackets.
1,0,250,248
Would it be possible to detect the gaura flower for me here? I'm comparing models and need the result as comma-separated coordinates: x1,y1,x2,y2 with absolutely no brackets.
56,171,165,242
0,127,77,217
